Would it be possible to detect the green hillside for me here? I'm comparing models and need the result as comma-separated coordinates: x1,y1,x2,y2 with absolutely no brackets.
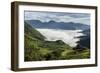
24,22,90,61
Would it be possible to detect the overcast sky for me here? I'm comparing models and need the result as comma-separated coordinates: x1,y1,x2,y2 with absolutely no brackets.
24,11,90,25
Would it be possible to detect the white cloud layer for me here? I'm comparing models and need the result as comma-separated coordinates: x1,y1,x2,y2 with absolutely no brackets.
37,29,84,47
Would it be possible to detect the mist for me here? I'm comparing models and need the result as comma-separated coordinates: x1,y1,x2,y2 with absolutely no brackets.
36,29,84,47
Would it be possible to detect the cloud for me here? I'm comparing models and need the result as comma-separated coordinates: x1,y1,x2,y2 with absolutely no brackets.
24,11,90,25
37,29,84,47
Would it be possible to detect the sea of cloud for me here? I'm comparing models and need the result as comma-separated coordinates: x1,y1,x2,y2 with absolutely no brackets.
37,28,84,47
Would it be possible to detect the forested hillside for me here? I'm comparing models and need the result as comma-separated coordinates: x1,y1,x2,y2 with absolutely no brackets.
24,22,90,61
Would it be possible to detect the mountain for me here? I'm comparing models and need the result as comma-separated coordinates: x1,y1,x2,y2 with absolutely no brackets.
25,21,45,40
77,29,90,48
25,21,72,50
25,20,90,30
25,20,90,48
24,22,73,61
24,21,90,61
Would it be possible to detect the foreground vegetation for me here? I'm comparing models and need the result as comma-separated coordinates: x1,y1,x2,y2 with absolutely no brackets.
24,22,90,61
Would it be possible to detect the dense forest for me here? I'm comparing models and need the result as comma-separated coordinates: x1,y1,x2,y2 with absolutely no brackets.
24,22,90,61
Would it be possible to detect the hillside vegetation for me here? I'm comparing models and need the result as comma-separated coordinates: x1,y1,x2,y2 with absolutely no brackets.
24,22,90,61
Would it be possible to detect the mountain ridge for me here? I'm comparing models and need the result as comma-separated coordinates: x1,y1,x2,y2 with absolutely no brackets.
24,21,90,61
25,20,90,30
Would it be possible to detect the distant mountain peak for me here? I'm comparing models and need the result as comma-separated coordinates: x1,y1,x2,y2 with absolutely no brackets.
67,22,74,24
48,20,55,23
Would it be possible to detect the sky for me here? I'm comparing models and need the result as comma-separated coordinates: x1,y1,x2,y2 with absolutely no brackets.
24,11,90,25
